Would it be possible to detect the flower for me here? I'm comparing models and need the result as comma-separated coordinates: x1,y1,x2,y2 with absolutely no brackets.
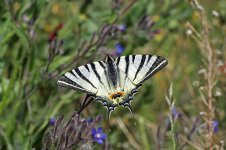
171,107,182,121
43,113,105,149
117,24,126,32
115,43,124,56
172,107,178,117
92,127,107,144
49,117,56,126
205,120,219,134
48,23,64,43
213,120,218,133
86,118,93,123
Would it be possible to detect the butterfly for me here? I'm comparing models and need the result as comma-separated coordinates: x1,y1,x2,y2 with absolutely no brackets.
57,54,168,116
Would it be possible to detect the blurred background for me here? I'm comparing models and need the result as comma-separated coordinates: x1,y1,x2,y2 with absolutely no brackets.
0,0,226,149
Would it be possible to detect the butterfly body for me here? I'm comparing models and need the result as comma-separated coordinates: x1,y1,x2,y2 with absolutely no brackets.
57,54,168,114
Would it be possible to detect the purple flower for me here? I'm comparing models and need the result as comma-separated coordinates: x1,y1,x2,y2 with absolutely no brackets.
206,120,219,134
172,107,182,120
117,24,126,32
172,107,178,116
86,118,93,123
115,43,124,56
213,120,218,133
91,127,107,144
49,117,56,126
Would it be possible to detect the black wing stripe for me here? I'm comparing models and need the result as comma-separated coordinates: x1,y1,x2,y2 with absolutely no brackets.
104,69,111,90
107,58,118,87
125,56,130,76
98,61,105,69
146,56,167,77
116,66,121,87
116,57,120,66
133,55,146,81
69,70,78,78
132,55,135,63
84,64,90,72
141,60,167,83
146,55,152,65
90,62,103,84
58,75,85,90
74,68,97,89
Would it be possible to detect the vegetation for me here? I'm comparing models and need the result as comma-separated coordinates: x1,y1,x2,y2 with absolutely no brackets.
0,0,225,149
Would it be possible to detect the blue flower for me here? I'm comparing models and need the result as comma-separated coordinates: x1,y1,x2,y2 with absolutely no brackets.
91,127,107,144
213,120,218,133
115,43,124,56
49,117,56,126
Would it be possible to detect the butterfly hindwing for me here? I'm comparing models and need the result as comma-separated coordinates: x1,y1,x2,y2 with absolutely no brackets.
57,61,106,95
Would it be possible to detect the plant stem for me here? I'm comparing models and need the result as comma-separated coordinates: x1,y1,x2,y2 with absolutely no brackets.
170,115,177,150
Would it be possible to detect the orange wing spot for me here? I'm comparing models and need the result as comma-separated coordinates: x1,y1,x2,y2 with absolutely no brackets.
109,94,114,100
117,91,125,96
109,91,125,100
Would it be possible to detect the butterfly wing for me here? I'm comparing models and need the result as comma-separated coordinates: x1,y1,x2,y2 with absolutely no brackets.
115,55,168,107
116,55,168,85
57,55,168,115
57,61,106,95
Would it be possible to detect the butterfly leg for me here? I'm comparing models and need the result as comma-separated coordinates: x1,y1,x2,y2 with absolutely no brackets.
77,94,94,114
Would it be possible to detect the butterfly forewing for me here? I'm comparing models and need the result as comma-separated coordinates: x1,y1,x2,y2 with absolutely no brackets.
57,61,106,94
115,55,168,85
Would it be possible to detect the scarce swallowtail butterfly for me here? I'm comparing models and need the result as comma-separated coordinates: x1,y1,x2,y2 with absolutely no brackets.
57,54,168,115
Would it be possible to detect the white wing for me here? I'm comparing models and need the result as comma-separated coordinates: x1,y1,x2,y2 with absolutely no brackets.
115,55,168,86
57,55,168,113
57,61,106,95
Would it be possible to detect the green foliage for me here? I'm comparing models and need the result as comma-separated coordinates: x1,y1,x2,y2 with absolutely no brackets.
0,0,226,149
